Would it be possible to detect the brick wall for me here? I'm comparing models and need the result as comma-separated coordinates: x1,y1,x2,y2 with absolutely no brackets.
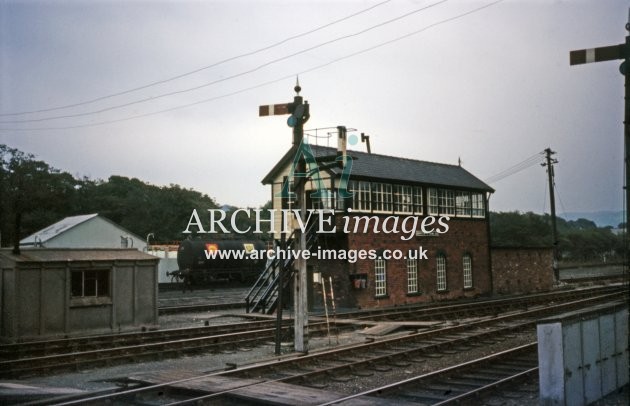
312,215,492,309
490,247,554,294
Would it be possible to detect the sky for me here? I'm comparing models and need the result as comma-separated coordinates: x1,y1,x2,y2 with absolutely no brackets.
0,0,627,216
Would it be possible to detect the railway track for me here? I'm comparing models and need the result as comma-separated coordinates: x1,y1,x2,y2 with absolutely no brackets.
218,292,624,385
334,284,623,322
157,286,249,314
158,301,245,314
47,289,625,405
156,284,623,317
0,320,353,378
561,274,628,285
319,342,539,405
1,285,623,380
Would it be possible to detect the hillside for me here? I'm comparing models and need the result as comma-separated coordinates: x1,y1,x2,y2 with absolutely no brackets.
559,211,624,228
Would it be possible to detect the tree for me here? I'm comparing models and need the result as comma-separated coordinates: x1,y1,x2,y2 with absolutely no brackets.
78,176,222,242
490,210,623,263
0,145,78,250
0,145,277,247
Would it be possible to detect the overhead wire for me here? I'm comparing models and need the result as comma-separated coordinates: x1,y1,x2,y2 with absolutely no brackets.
484,150,544,184
556,184,568,217
1,0,448,124
0,0,393,117
0,0,505,132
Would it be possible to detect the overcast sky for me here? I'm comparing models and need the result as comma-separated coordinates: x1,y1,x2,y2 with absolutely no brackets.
0,0,626,216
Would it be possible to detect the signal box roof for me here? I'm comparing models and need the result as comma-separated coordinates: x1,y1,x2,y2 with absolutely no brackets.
262,144,493,192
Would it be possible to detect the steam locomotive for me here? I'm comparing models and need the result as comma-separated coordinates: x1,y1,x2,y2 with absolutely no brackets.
170,239,267,285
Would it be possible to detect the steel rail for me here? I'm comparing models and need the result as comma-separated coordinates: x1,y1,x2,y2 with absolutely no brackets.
111,291,626,406
317,342,539,406
0,319,289,360
0,321,350,378
158,301,246,314
335,285,622,321
8,284,615,361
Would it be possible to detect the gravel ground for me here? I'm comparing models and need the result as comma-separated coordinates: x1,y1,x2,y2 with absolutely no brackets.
591,385,630,406
16,311,367,394
315,331,538,395
158,286,249,308
158,309,253,330
6,307,629,406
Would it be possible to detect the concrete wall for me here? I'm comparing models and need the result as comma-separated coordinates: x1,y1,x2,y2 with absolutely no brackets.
1,259,158,342
537,302,629,406
45,216,146,251
157,258,179,284
491,247,554,294
146,246,179,284
0,268,15,338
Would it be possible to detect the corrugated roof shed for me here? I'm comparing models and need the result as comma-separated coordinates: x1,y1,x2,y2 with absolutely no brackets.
19,214,144,248
19,214,98,246
262,145,493,192
0,248,158,263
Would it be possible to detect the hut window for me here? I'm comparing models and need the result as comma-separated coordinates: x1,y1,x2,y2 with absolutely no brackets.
71,270,110,298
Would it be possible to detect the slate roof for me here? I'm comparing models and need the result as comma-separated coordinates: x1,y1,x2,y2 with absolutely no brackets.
0,248,158,264
262,145,494,192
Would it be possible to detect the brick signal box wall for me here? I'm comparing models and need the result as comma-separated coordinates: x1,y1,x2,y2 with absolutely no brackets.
491,247,554,294
312,216,491,310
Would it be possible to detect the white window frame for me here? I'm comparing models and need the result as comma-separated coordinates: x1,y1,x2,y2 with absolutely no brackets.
372,182,392,213
358,181,371,212
394,185,413,214
311,188,335,210
472,193,485,218
456,191,472,217
428,188,439,215
438,189,455,216
413,186,423,214
436,255,447,292
348,180,371,212
375,258,387,297
463,254,473,288
407,258,418,294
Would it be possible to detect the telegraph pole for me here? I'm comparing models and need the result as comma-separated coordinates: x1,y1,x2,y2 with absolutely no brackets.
542,148,559,281
570,9,630,281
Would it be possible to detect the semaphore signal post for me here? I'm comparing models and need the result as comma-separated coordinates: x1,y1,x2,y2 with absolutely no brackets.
259,79,311,353
570,10,630,283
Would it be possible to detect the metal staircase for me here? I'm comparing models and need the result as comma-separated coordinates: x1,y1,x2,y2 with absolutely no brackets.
245,220,318,314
